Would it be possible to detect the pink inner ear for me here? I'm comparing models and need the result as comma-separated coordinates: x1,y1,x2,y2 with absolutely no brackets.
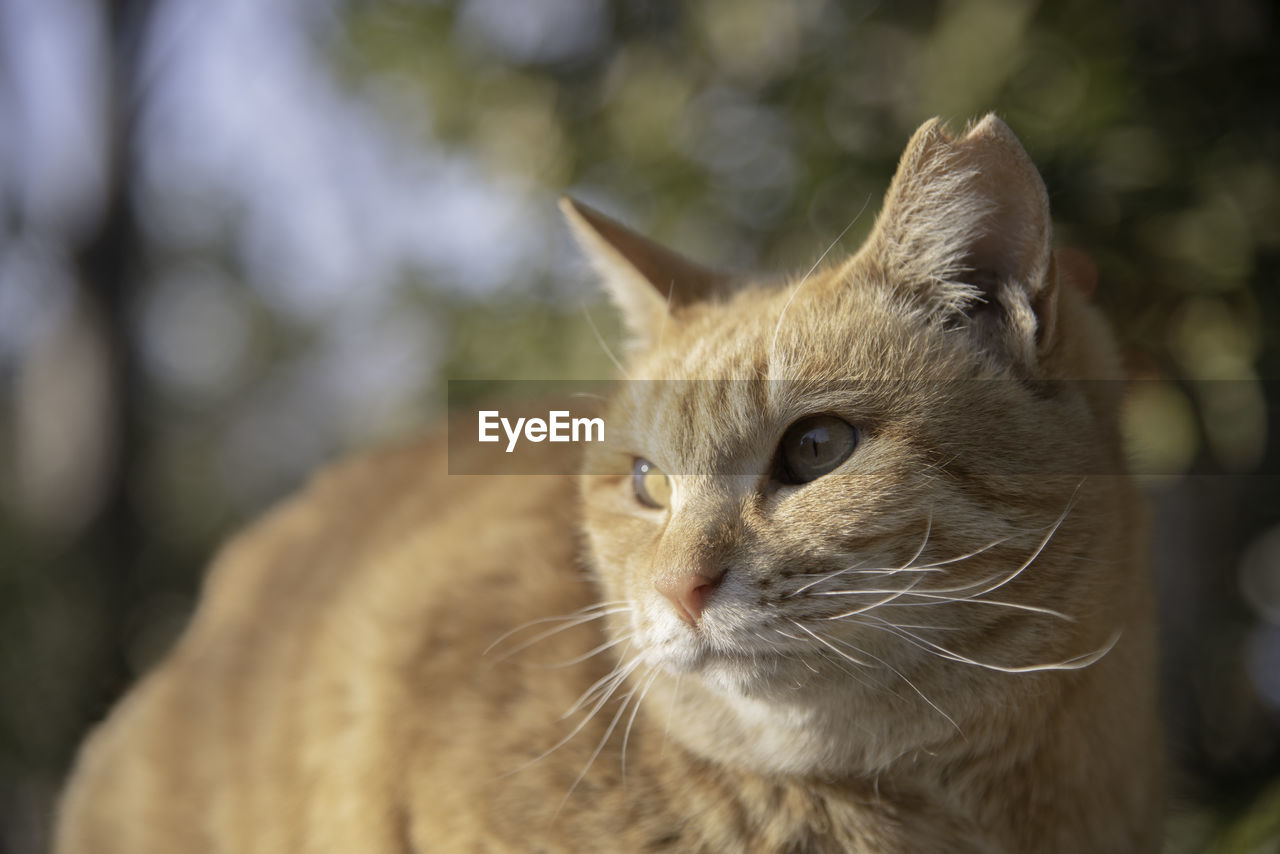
560,197,729,308
954,147,1051,293
865,115,1054,319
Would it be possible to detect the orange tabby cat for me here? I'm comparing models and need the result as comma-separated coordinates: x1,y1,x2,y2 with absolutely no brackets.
56,115,1162,852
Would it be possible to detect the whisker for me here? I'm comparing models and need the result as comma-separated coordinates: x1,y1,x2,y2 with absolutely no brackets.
562,649,641,720
813,626,963,735
660,672,682,758
865,618,1122,674
781,625,879,695
789,527,1037,602
811,492,1080,621
813,583,1073,621
785,532,1015,588
540,635,632,669
768,194,871,373
826,566,945,576
822,618,967,632
902,506,934,568
811,648,881,698
820,575,926,620
788,512,932,597
859,593,1074,622
789,487,1085,603
505,652,643,780
788,619,872,667
790,625,943,731
911,493,1077,600
910,533,1021,570
656,277,674,358
486,605,632,660
483,600,629,655
581,302,631,380
620,668,659,783
554,667,649,819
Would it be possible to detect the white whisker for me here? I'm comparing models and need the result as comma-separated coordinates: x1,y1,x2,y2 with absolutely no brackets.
484,601,629,655
862,593,1074,622
768,194,871,373
562,649,641,720
581,302,631,380
554,667,649,819
812,625,963,735
910,493,1077,601
540,635,632,669
821,575,926,620
782,625,879,694
620,668,659,783
656,277,674,358
829,566,946,576
485,604,632,660
788,513,933,597
660,672,682,758
788,532,1019,596
788,619,872,667
865,618,1122,674
504,653,643,781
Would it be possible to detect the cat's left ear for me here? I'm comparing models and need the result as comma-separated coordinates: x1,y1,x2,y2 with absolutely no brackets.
865,114,1057,364
560,198,730,352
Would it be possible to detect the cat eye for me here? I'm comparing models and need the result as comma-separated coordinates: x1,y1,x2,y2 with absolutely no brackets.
632,458,671,508
777,415,858,484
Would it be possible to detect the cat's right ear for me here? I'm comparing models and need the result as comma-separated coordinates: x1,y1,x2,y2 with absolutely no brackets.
864,115,1057,365
560,198,729,352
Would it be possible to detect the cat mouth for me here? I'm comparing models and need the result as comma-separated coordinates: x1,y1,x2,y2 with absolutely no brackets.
643,625,792,674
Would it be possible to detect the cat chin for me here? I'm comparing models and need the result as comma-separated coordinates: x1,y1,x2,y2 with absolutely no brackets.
642,642,705,674
638,605,838,700
700,660,782,697
641,635,741,677
643,639,811,702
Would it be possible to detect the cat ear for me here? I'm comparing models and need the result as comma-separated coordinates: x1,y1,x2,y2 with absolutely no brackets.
866,114,1057,363
560,197,730,351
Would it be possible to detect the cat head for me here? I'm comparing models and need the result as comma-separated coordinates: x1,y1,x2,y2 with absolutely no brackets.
568,115,1129,774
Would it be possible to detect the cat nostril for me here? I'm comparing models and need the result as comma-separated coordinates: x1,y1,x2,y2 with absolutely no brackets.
654,568,724,626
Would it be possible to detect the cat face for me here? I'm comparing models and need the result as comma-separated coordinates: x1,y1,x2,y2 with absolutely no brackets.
572,116,1126,747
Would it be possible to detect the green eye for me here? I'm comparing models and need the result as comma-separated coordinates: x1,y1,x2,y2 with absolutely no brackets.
778,415,858,484
632,458,671,508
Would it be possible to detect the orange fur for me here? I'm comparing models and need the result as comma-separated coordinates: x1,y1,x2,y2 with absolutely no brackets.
56,116,1162,852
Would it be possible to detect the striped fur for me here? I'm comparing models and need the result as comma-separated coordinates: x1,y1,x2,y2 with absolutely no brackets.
56,116,1161,853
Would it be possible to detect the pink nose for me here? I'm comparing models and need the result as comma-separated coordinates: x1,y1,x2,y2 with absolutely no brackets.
654,567,725,626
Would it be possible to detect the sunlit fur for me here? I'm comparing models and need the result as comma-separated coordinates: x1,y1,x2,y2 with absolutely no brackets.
579,114,1160,850
56,116,1161,853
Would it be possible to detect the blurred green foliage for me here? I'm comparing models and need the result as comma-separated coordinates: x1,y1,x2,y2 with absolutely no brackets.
1,1,1277,852
337,0,1280,476
342,1,1280,847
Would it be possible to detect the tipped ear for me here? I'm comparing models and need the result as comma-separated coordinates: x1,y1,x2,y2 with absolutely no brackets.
560,197,730,351
866,114,1057,362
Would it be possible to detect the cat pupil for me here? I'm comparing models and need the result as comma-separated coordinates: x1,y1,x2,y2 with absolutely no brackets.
802,428,829,458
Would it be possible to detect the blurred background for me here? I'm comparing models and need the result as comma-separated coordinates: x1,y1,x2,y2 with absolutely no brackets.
0,0,1277,850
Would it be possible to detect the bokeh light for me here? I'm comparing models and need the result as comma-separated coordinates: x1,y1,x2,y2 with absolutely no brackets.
1,1,1277,851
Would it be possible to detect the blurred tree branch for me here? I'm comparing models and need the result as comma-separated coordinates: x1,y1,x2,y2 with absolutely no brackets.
66,0,158,722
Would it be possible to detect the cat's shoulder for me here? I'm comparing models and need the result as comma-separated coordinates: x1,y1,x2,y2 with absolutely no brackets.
56,424,591,853
193,421,581,631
